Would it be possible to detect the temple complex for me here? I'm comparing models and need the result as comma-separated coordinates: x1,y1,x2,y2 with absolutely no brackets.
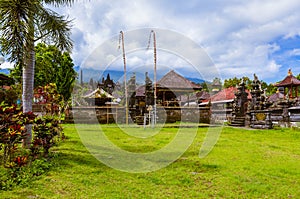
229,69,300,128
69,68,300,127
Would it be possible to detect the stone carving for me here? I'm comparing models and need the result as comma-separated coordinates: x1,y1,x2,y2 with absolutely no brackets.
230,80,249,126
248,74,272,129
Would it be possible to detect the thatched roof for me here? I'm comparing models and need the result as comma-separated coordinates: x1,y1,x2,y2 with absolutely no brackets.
274,69,300,87
179,91,210,103
156,70,201,90
267,92,284,102
83,88,114,98
196,91,210,100
135,85,145,97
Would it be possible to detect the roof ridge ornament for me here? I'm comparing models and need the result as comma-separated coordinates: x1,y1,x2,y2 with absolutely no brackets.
288,68,292,76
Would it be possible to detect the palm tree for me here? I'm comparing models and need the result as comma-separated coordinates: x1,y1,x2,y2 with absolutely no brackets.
0,0,74,147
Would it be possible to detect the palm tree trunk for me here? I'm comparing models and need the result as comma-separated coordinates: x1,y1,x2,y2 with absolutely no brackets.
22,14,35,147
22,47,35,148
22,10,35,148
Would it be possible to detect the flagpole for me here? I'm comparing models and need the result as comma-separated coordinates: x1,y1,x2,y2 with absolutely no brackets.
119,31,128,125
148,30,157,125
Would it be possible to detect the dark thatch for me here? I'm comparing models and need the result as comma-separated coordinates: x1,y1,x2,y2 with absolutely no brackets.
179,91,210,103
196,91,210,100
267,92,284,102
156,70,201,90
135,85,146,97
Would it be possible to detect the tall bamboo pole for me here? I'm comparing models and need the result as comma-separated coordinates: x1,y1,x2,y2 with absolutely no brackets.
148,30,157,125
119,31,128,124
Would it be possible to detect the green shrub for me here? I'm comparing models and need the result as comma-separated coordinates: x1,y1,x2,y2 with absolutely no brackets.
0,103,35,167
0,158,54,190
0,103,63,190
31,115,63,158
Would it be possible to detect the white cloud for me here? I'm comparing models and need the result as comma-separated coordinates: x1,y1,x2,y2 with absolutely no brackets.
288,49,300,56
0,62,14,69
266,60,281,73
51,0,300,83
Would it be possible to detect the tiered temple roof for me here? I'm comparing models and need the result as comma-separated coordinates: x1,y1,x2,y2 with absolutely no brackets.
274,69,300,87
274,69,300,98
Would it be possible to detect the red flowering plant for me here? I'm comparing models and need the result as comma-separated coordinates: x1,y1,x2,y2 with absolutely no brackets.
0,103,36,167
31,115,63,158
34,83,62,114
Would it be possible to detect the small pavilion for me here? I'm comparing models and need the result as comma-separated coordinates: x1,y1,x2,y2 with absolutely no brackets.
83,88,115,106
156,70,202,106
274,69,300,99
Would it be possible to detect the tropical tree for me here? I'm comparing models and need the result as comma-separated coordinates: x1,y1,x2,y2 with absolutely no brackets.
0,0,74,147
260,80,277,95
223,76,251,89
34,43,76,102
200,82,209,92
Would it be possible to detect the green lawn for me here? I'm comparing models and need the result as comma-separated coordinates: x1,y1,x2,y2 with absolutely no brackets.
1,124,300,198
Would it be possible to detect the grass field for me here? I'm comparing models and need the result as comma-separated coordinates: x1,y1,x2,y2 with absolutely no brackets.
1,124,300,198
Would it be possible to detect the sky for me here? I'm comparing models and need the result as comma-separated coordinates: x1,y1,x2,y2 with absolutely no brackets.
3,0,300,84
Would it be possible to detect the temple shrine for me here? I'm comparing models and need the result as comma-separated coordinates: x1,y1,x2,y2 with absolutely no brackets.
274,69,300,99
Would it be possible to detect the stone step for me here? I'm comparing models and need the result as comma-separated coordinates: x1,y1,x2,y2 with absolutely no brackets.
230,122,245,126
229,117,245,126
231,119,245,122
229,123,245,127
231,120,245,123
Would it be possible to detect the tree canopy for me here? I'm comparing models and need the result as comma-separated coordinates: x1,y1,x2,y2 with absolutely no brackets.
34,43,76,101
223,76,251,89
223,76,277,95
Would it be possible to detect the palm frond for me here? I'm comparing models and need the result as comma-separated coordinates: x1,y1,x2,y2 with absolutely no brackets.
0,0,34,63
0,0,74,61
43,0,75,7
35,7,73,52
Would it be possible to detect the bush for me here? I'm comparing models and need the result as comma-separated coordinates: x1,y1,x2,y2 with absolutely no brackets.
0,157,54,190
0,103,35,167
0,86,20,106
31,115,63,158
0,103,63,190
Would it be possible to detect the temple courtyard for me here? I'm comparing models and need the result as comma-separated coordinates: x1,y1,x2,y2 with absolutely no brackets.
1,124,299,198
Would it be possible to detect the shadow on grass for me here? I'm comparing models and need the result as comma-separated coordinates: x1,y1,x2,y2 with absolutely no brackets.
54,125,222,174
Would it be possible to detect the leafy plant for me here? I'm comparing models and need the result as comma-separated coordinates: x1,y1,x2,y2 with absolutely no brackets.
0,104,36,167
34,83,70,122
31,115,63,158
0,86,20,106
0,157,54,190
0,104,64,190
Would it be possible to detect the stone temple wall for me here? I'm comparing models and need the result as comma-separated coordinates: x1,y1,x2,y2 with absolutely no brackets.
64,106,213,124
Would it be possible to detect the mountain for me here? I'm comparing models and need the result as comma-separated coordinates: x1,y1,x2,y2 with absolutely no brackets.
79,68,128,83
185,77,206,84
79,68,146,83
78,67,207,85
2,65,207,85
